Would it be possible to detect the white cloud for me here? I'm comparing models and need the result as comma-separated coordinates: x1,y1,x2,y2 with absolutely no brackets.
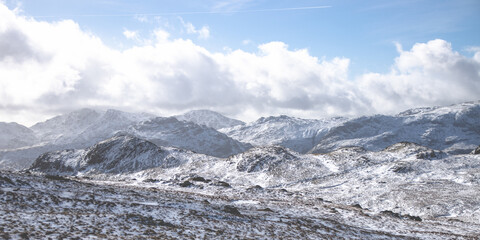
358,39,480,113
122,29,138,40
179,17,210,39
0,3,479,126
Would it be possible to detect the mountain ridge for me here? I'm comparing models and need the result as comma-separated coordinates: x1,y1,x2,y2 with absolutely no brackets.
175,109,245,129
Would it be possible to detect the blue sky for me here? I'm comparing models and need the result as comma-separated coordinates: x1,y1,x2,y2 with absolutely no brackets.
9,0,480,76
0,0,479,125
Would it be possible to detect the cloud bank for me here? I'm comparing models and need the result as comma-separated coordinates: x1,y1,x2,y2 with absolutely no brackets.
0,3,479,125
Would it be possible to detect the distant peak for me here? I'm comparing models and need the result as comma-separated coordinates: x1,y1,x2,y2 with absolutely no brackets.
255,115,294,123
185,109,218,114
175,109,244,130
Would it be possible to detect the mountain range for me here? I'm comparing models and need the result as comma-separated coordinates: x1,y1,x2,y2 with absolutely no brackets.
1,101,479,170
2,100,480,238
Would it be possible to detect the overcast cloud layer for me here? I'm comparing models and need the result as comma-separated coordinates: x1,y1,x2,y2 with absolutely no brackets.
1,4,479,126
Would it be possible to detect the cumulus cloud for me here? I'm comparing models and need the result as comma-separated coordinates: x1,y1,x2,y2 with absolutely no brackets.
358,39,480,113
0,3,479,125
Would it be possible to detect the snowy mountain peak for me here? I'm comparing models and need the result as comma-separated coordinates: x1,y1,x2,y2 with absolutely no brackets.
175,109,244,130
30,108,102,138
310,101,480,154
220,115,348,153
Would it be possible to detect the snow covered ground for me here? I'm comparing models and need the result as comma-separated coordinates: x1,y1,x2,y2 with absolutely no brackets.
1,171,479,239
1,101,479,238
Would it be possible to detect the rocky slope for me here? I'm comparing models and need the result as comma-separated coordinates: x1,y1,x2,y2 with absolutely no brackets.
175,109,245,129
125,117,251,158
29,134,216,175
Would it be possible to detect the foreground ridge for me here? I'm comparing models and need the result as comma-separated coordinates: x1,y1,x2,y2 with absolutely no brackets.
1,171,479,239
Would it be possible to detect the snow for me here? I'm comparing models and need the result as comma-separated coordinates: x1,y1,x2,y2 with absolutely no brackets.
2,170,479,239
220,115,348,153
175,109,245,129
1,101,480,238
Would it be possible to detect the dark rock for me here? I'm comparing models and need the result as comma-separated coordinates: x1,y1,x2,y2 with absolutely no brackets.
223,205,241,216
472,145,480,155
380,210,422,222
247,185,263,191
191,176,209,182
391,164,413,174
45,175,70,181
19,232,29,239
381,210,402,219
258,208,273,212
212,181,231,188
143,178,159,183
405,215,422,222
0,175,14,185
125,214,175,227
179,181,193,187
416,150,444,159
351,203,362,209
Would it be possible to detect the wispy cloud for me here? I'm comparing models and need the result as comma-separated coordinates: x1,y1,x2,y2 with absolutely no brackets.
212,0,255,12
179,17,210,39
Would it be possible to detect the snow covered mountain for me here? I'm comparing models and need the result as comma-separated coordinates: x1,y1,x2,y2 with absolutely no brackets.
28,134,480,225
310,101,480,154
29,134,214,175
30,108,102,144
125,117,252,158
5,100,480,238
31,108,155,147
220,115,347,153
1,110,251,171
0,122,37,150
175,109,245,129
0,109,157,170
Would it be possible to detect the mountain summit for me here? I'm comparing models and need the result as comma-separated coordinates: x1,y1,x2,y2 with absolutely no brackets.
175,109,244,130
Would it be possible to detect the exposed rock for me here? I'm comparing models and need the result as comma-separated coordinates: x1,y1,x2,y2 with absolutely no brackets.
180,181,193,188
212,181,231,188
223,205,241,216
471,145,480,155
232,146,298,173
190,176,209,182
